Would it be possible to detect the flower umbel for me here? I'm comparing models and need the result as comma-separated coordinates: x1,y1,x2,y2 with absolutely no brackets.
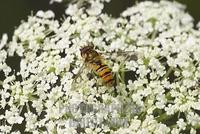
0,0,200,133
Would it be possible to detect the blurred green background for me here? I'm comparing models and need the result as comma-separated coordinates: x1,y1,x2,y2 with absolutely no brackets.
0,0,200,39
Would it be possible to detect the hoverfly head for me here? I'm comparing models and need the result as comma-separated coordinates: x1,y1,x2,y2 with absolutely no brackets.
80,44,95,60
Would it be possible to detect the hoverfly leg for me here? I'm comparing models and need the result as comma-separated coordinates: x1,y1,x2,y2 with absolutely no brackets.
71,63,85,89
90,71,100,88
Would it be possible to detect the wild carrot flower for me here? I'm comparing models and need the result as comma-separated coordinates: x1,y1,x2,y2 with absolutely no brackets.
0,0,200,133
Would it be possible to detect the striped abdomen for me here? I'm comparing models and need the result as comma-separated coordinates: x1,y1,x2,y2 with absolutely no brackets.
92,62,114,86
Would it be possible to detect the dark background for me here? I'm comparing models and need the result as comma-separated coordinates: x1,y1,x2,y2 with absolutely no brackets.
0,0,200,39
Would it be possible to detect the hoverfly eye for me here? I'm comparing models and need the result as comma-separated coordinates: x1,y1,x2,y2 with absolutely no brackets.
88,54,92,58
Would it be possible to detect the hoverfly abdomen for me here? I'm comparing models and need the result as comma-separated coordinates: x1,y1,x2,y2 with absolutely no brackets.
95,64,114,86
80,45,114,86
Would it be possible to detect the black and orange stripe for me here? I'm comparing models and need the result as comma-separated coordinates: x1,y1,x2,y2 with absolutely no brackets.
94,64,114,86
80,45,114,86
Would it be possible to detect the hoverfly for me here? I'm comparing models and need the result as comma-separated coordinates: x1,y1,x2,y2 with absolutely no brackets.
72,44,113,87
72,43,137,87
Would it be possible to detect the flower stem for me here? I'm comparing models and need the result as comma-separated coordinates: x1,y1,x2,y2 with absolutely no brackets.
0,80,2,85
120,65,125,84
155,112,169,122
163,67,173,79
151,30,157,40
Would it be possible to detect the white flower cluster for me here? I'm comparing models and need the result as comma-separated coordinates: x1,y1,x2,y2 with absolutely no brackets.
0,0,200,133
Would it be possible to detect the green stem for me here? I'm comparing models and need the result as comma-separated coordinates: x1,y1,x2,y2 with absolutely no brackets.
138,111,147,121
194,61,199,67
151,30,157,40
0,80,2,85
116,72,119,86
117,73,124,83
118,56,128,84
169,124,177,129
163,67,173,79
155,112,174,122
120,64,125,84
193,124,200,129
